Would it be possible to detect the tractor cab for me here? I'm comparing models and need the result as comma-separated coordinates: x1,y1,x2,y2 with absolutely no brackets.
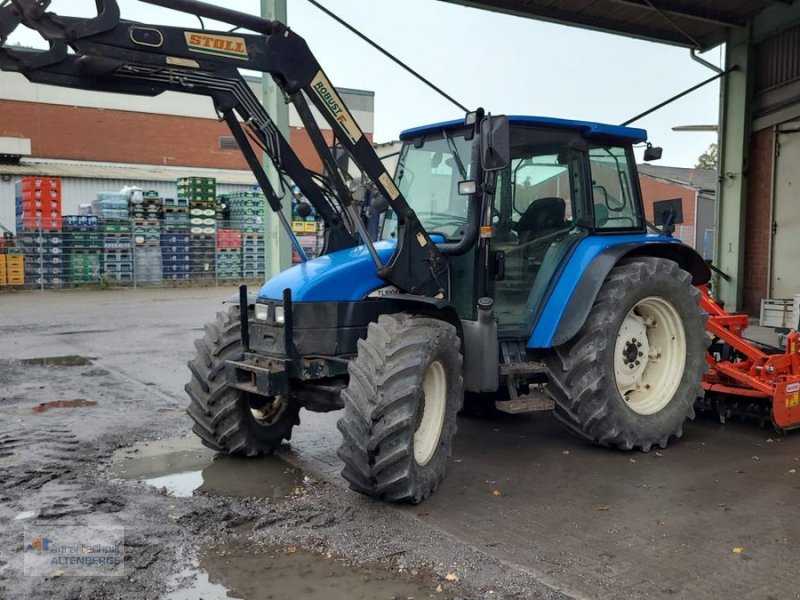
387,117,650,337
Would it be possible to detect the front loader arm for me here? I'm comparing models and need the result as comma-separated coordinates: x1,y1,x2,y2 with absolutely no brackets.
0,0,449,298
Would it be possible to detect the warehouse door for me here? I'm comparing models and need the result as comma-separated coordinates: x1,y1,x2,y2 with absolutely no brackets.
771,125,800,299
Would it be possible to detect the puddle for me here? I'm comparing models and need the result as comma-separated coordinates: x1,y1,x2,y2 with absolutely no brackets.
32,399,97,413
165,545,439,600
14,511,37,521
18,355,94,367
112,437,306,499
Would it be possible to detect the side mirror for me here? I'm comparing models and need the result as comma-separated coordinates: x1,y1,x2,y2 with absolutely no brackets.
480,115,510,172
644,143,663,162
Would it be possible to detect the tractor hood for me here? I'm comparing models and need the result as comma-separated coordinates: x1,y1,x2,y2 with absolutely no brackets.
258,240,398,303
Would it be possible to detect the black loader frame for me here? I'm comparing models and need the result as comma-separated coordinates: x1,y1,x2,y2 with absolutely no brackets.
0,0,450,297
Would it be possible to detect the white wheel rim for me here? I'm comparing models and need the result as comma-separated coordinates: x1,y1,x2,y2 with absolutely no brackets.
613,296,686,416
414,360,447,466
250,395,287,426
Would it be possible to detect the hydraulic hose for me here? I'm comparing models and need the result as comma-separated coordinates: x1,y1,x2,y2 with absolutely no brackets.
436,193,480,256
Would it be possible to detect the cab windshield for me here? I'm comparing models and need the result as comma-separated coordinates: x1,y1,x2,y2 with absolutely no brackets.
381,130,472,241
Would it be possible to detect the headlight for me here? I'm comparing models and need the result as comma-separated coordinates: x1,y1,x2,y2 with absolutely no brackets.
254,304,268,321
274,306,285,325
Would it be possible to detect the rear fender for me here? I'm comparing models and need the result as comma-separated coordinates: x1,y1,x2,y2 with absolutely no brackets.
528,239,710,349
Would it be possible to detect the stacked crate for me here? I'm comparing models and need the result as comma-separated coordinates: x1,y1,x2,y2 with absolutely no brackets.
20,232,64,287
227,191,265,234
101,219,133,283
161,232,191,281
161,197,190,231
0,242,25,286
216,229,242,280
241,234,265,279
63,215,101,284
179,177,217,280
227,191,266,278
15,177,62,232
2,253,25,286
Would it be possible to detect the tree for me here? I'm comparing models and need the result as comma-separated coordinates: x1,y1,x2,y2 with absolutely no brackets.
696,143,718,170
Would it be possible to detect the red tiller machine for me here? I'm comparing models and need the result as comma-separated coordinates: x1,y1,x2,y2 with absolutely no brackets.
700,285,800,431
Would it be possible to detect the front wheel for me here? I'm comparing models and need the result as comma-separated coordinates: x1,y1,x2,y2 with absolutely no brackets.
545,257,707,451
185,306,300,456
337,313,464,504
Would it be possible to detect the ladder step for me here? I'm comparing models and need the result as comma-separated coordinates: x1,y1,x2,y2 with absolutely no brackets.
495,392,554,414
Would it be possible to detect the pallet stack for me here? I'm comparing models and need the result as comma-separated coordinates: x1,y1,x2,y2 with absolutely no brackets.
20,232,64,288
161,197,190,230
241,234,265,279
63,215,101,284
179,177,216,281
225,191,265,278
0,246,24,287
160,233,191,281
216,229,242,280
100,218,133,283
15,177,63,232
226,191,265,234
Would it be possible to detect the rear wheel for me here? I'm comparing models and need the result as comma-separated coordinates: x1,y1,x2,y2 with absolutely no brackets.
185,306,300,456
545,257,707,451
337,313,464,503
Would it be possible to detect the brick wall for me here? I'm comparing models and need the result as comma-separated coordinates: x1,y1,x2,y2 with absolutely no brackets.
0,100,371,172
742,127,775,315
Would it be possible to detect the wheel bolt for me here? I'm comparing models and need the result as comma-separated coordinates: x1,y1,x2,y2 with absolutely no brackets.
638,351,643,357
635,360,640,365
637,342,642,348
629,364,635,369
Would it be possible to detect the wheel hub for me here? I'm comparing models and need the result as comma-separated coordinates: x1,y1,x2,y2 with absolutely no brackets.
249,394,287,427
613,296,686,416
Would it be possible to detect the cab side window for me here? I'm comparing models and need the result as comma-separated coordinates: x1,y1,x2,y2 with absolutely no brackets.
589,146,643,230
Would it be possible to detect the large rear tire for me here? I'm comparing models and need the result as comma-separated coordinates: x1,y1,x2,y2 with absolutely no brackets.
186,306,300,456
337,313,464,504
545,257,707,451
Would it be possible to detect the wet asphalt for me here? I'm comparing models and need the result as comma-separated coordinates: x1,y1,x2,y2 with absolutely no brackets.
1,287,799,599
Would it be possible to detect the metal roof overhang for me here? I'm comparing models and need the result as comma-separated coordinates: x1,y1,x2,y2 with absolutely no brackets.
439,1,781,50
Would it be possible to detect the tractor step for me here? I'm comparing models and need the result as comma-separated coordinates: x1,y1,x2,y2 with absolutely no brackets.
495,391,554,414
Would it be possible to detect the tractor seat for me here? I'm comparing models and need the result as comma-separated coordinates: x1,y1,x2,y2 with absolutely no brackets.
594,203,609,228
515,197,566,245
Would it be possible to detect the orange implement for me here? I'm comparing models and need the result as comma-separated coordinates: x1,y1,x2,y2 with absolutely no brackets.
700,284,800,431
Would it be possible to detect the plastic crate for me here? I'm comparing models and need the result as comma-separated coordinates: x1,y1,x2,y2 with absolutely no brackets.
760,299,794,328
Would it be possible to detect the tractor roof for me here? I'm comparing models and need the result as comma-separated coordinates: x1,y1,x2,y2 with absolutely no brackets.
400,115,647,144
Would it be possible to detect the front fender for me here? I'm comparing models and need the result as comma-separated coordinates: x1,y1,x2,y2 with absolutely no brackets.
527,236,710,349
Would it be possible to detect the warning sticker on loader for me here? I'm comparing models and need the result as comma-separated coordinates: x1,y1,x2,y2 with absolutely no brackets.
378,173,400,201
310,71,363,144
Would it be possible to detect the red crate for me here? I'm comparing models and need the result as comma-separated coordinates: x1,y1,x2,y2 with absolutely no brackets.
19,198,62,213
18,189,62,202
20,216,62,231
19,177,61,193
216,229,242,249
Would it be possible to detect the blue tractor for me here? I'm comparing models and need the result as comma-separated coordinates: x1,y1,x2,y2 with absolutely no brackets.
1,0,709,503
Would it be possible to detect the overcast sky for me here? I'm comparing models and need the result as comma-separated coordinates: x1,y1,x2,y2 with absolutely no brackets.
9,0,722,167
